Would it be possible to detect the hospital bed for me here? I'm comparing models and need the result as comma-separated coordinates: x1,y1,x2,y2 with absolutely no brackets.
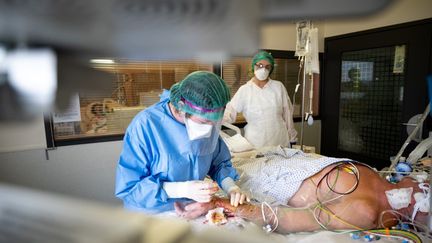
158,124,430,243
220,122,257,158
157,145,428,243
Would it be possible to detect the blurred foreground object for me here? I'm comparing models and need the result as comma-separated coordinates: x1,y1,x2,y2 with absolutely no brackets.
0,48,56,120
0,183,279,243
0,0,394,59
0,0,394,121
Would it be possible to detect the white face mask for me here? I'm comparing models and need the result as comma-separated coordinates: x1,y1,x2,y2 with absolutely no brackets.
254,68,270,81
184,118,213,140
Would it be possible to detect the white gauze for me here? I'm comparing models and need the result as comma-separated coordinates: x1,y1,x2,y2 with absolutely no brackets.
385,187,413,210
411,183,430,221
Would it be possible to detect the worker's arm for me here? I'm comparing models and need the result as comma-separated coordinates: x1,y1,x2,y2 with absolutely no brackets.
208,138,239,185
115,116,170,209
223,87,244,124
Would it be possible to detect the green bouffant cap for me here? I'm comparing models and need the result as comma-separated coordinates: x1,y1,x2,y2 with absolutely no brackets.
169,71,230,121
251,51,275,74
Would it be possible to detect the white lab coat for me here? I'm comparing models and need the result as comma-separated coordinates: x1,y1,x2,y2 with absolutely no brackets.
224,79,297,148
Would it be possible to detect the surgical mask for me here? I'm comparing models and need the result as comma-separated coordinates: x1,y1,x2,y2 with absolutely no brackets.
254,68,270,81
184,118,213,140
385,187,413,210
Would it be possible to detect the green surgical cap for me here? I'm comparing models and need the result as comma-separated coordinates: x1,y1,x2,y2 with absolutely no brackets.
169,71,230,121
251,51,275,74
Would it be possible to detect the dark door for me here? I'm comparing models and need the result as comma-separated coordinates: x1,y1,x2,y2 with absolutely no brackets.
322,18,432,169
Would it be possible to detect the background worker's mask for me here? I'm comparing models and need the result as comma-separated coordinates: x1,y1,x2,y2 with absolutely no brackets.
184,117,213,140
254,68,270,81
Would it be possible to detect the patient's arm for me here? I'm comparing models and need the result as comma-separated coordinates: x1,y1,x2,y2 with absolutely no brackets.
214,197,380,234
213,198,323,234
216,165,428,233
175,164,428,233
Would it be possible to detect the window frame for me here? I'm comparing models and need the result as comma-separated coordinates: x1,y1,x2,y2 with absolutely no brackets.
45,60,216,147
45,49,323,147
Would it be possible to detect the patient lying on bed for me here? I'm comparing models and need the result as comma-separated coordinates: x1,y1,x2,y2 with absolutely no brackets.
174,147,430,234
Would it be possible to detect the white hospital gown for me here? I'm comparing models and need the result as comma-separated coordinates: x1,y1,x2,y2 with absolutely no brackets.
223,79,297,148
233,147,352,206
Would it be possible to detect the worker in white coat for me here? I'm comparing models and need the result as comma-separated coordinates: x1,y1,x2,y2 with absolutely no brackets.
223,51,297,148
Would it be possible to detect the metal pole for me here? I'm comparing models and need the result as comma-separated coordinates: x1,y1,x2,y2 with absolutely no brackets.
389,104,430,171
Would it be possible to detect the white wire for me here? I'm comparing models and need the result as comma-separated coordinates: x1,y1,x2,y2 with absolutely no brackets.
261,201,279,233
292,56,304,106
312,205,329,230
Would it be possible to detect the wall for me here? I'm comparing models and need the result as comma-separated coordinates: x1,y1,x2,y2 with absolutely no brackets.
322,0,432,37
261,22,325,52
0,0,431,203
0,140,122,205
260,0,432,50
260,0,432,153
0,116,46,153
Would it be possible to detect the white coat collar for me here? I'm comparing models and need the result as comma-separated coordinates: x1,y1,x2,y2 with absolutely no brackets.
249,78,273,89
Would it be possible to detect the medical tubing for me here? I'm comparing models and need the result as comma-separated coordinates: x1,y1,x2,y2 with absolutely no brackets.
274,162,360,214
316,162,360,198
325,164,360,195
378,209,426,232
379,211,430,243
312,162,360,228
261,202,279,233
308,73,313,114
292,56,304,107
362,229,423,243
389,104,430,171
314,205,364,231
300,56,307,148
252,159,362,232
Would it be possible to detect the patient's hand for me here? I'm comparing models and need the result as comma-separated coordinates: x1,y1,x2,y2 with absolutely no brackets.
174,201,215,219
213,197,237,216
174,197,249,219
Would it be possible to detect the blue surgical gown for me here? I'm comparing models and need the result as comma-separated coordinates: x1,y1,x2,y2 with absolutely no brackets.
115,94,239,213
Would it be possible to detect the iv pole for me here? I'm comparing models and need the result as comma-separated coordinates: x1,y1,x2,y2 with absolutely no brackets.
295,21,319,151
296,21,312,149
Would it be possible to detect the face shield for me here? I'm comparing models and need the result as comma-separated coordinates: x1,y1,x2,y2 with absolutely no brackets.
184,118,213,140
182,113,223,156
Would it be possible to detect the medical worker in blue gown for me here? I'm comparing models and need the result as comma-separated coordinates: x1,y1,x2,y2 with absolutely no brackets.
115,71,250,214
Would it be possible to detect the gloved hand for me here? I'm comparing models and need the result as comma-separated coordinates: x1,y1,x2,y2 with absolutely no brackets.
163,180,219,203
227,185,250,207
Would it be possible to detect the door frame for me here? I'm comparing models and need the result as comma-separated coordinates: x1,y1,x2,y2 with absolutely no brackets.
321,18,432,168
